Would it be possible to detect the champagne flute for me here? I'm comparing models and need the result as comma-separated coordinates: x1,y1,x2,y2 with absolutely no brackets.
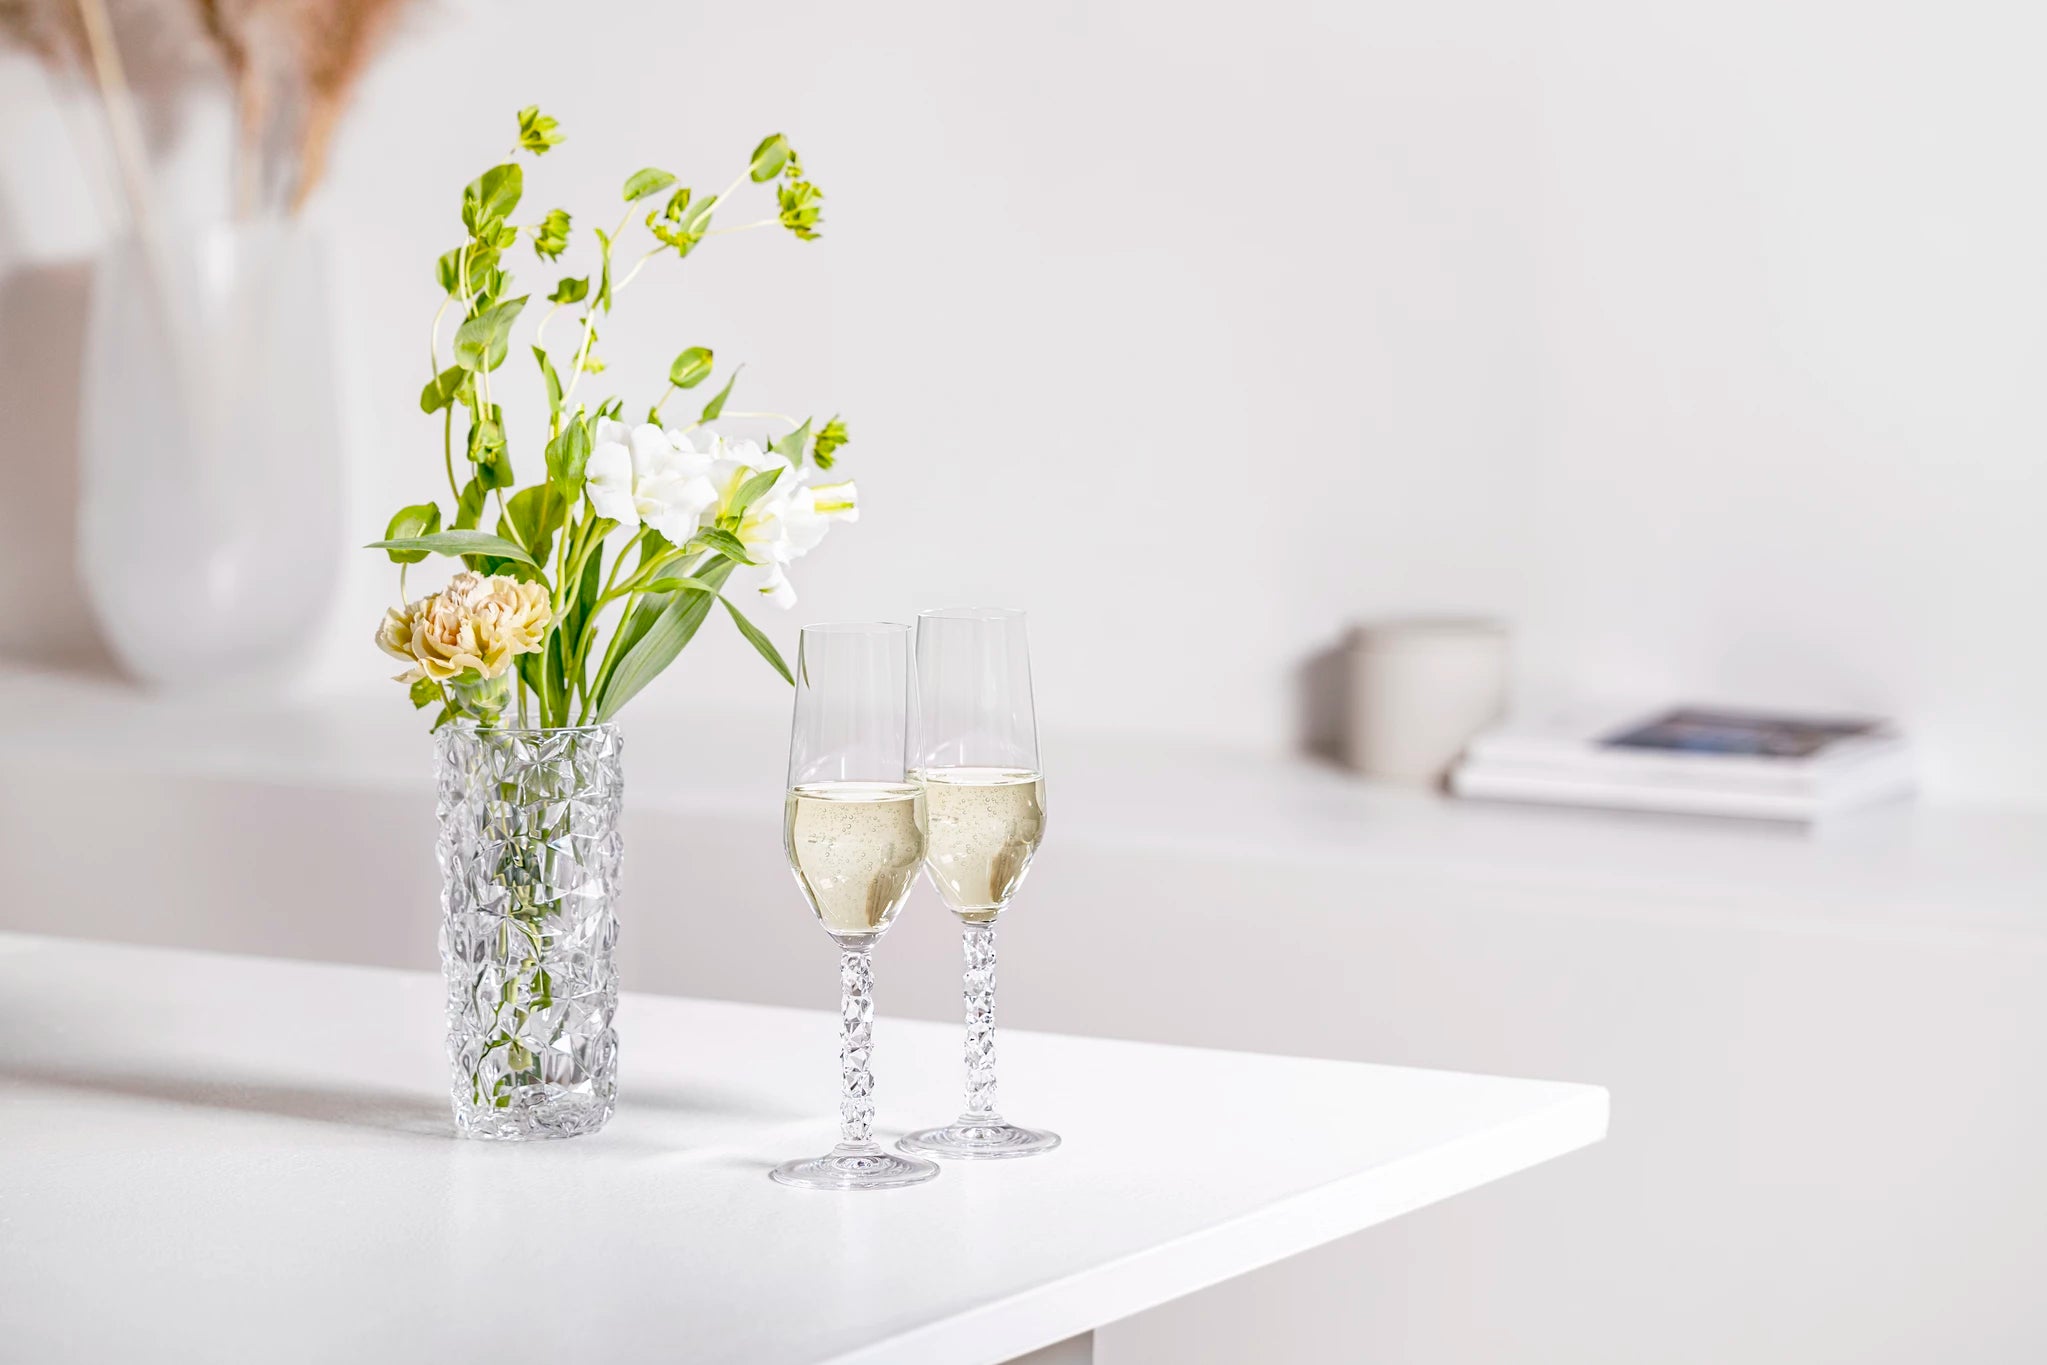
771,623,940,1190
899,607,1060,1159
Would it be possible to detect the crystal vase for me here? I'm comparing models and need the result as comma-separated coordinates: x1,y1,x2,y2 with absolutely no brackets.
436,723,623,1140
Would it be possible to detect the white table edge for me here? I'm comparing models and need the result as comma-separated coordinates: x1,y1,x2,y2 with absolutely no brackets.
822,1084,1611,1365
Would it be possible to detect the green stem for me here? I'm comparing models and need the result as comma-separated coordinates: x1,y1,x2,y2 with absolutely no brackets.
608,245,664,297
710,169,748,212
609,545,690,600
578,538,659,724
427,295,452,380
556,521,623,711
552,513,587,616
535,301,563,354
581,607,635,725
443,406,458,503
559,207,636,410
551,510,574,617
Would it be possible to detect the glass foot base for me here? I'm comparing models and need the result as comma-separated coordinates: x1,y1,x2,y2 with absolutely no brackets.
770,1142,940,1190
452,1087,615,1141
899,1118,1062,1160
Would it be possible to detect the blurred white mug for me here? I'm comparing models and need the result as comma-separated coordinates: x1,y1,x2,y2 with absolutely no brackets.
1342,619,1509,783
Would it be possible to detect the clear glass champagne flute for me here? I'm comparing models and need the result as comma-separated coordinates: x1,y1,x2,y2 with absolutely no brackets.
771,623,940,1190
899,607,1060,1159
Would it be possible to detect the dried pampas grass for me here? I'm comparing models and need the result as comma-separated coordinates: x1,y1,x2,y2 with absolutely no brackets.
197,0,417,211
0,0,86,64
0,0,414,220
288,0,407,208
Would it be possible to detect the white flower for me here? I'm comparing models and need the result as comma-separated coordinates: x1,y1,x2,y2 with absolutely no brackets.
688,431,858,608
784,479,859,557
586,420,719,543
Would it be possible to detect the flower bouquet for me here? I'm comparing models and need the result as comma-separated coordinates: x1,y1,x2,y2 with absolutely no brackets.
368,109,855,1138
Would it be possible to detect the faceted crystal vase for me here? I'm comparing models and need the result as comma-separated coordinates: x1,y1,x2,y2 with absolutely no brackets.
436,723,623,1140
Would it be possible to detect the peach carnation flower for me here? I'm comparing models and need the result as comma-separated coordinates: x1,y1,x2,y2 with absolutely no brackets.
377,571,554,684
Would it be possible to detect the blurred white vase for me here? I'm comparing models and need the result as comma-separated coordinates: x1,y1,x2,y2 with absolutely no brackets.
78,219,344,691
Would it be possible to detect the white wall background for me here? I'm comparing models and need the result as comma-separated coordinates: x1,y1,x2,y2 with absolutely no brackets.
2,0,2043,808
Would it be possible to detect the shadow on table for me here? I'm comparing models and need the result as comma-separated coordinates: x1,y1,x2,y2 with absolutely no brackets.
625,1080,813,1124
2,1062,454,1138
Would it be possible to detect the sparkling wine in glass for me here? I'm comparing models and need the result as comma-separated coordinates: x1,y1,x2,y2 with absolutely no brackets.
899,607,1060,1159
771,623,940,1190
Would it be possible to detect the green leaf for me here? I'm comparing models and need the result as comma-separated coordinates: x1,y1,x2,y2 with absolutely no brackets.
652,185,718,254
462,163,523,235
668,346,714,390
594,559,737,721
594,228,614,311
531,208,570,260
689,527,755,564
436,245,501,298
777,178,824,240
453,296,528,373
548,276,589,305
466,245,501,290
419,366,468,414
408,676,442,709
454,477,487,531
516,105,564,156
638,575,723,595
748,133,792,183
546,418,591,499
517,649,548,718
676,193,716,238
721,595,793,682
561,542,603,680
364,530,536,566
434,247,498,309
504,485,567,561
698,366,742,422
531,346,563,412
647,220,697,256
622,167,677,203
725,465,784,521
467,406,515,489
812,415,849,468
380,503,442,563
770,418,813,466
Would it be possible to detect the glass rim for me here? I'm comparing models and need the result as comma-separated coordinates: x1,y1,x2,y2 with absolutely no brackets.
799,620,910,633
917,606,1026,622
440,721,619,737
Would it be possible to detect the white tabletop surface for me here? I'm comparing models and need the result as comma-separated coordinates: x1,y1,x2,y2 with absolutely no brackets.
0,933,1607,1365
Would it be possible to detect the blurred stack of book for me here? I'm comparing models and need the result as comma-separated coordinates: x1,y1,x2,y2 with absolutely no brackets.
1450,705,1916,821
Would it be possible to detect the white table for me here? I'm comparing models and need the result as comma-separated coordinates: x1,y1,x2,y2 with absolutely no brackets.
0,934,1607,1364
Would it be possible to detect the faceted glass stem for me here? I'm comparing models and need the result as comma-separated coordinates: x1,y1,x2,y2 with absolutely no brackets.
839,945,876,1147
770,939,936,1190
897,919,1059,1159
962,922,1000,1121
